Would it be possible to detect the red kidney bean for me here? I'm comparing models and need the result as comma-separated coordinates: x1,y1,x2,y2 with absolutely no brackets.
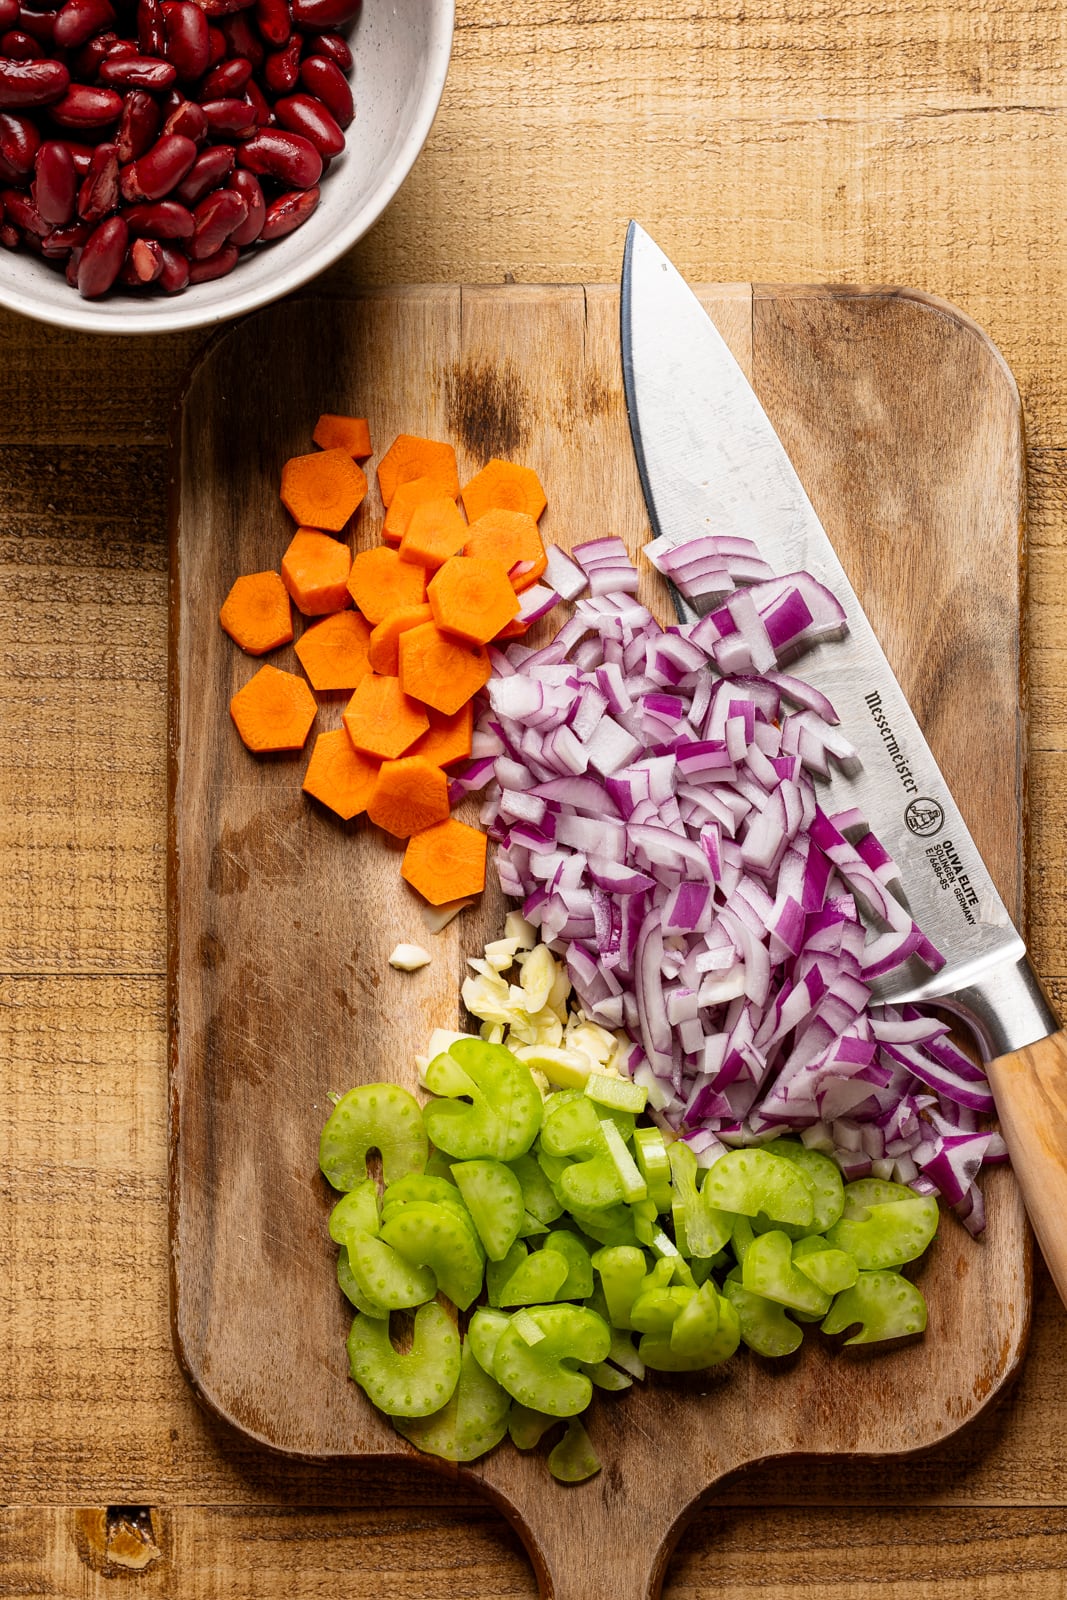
53,0,116,49
76,137,117,217
198,0,255,14
123,194,190,235
101,36,138,60
254,0,289,45
137,0,165,56
173,139,231,200
72,28,119,78
244,76,269,125
156,239,188,290
0,108,39,177
201,55,249,95
187,238,236,281
119,129,194,199
1,181,47,231
298,53,350,127
161,95,204,143
160,0,208,79
99,54,177,89
200,96,256,137
63,241,81,277
225,163,260,242
1,31,45,59
115,88,159,161
76,209,125,294
188,182,243,257
273,91,342,157
217,11,261,65
41,216,88,254
120,233,161,282
1,225,19,250
307,30,351,71
258,178,316,240
0,0,18,30
14,8,58,47
204,21,225,66
237,126,319,186
32,136,75,220
0,58,70,108
262,34,299,94
65,140,95,174
49,85,124,127
291,0,359,28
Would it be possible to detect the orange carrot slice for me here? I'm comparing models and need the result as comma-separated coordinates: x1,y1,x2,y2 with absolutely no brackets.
407,702,474,768
461,459,546,524
463,508,547,592
281,448,367,532
402,817,488,904
427,555,520,645
230,664,316,752
367,603,434,676
343,674,430,760
398,622,491,716
366,755,451,838
377,435,459,508
382,476,448,545
398,495,470,570
312,414,372,459
281,529,353,616
347,546,428,624
303,728,380,819
295,610,373,692
219,570,293,655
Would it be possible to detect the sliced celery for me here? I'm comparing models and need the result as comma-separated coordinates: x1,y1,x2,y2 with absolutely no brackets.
764,1139,845,1233
825,1194,939,1270
590,1244,648,1330
496,1247,569,1307
346,1303,461,1418
467,1307,512,1375
548,1417,601,1483
702,1148,815,1228
541,1229,594,1300
422,1039,543,1162
821,1270,928,1344
632,1126,674,1212
741,1230,832,1317
379,1200,485,1311
346,1231,437,1312
319,1083,428,1192
508,1403,557,1451
492,1303,611,1418
722,1269,803,1358
336,1246,390,1319
585,1073,647,1115
508,1152,565,1226
792,1236,859,1295
451,1159,525,1261
598,1115,648,1203
486,1240,529,1307
393,1342,510,1462
328,1180,380,1247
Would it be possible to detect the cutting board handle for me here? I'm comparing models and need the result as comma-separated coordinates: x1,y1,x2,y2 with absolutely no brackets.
500,1480,692,1600
987,1028,1067,1305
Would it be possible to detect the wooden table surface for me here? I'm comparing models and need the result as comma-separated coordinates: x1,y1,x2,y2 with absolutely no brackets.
2,2,1067,1595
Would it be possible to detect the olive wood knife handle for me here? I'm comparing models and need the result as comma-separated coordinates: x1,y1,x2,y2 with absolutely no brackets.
986,1029,1067,1305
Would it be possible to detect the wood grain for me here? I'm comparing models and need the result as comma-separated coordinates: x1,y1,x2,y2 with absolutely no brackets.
170,285,1027,1600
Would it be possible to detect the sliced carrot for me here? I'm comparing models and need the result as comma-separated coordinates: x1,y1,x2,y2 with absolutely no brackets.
427,555,520,645
303,728,380,819
295,610,373,692
342,674,429,760
463,508,547,592
367,602,434,675
347,545,428,624
398,495,470,570
377,434,459,508
382,475,449,545
230,664,317,752
281,529,352,616
312,413,372,459
219,570,293,655
281,447,367,532
495,617,529,642
461,458,547,524
366,755,451,838
402,816,487,904
407,702,474,768
398,622,492,716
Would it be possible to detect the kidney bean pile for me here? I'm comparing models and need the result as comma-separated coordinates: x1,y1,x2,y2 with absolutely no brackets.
0,0,359,298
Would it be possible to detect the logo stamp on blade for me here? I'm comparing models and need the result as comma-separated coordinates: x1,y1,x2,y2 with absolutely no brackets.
904,797,945,838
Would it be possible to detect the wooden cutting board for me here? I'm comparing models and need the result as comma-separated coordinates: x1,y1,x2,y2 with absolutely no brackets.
169,284,1031,1600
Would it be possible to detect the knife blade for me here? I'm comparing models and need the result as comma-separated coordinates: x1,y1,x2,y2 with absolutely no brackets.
620,219,1067,1302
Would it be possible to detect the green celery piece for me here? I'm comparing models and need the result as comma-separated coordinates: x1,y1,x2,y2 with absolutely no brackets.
584,1072,647,1114
722,1267,803,1358
640,1292,741,1371
579,1358,633,1391
763,1139,845,1232
346,1303,461,1418
451,1158,525,1261
598,1116,648,1203
467,1307,512,1375
668,1141,733,1258
319,1083,428,1192
632,1126,674,1212
689,1256,714,1287
539,1095,626,1210
730,1214,756,1264
649,1227,695,1287
347,1231,437,1311
423,1149,459,1183
630,1195,659,1246
821,1270,928,1344
393,1341,511,1463
487,1240,529,1307
492,1303,611,1418
741,1230,832,1317
840,1177,916,1219
590,1244,648,1330
423,1049,478,1098
511,1308,546,1345
568,1201,640,1247
336,1246,390,1318
329,1180,380,1247
541,1229,594,1299
378,1200,485,1311
702,1148,815,1227
825,1194,939,1270
548,1416,601,1483
508,1152,564,1225
519,1212,550,1238
496,1247,569,1307
606,1326,646,1381
509,1403,558,1451
380,1172,467,1215
629,1284,693,1335
669,1281,733,1361
422,1039,543,1162
792,1236,860,1295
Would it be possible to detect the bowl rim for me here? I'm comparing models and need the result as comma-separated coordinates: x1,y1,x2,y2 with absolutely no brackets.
0,0,455,338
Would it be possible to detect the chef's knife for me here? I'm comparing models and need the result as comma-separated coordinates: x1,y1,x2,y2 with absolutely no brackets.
620,220,1067,1304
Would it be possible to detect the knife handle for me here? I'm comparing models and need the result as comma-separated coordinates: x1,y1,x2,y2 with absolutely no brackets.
986,1029,1067,1306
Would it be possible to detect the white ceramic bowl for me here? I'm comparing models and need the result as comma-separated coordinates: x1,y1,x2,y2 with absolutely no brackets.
0,0,453,336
